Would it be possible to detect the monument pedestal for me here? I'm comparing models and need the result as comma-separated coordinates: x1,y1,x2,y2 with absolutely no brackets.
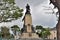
20,33,39,38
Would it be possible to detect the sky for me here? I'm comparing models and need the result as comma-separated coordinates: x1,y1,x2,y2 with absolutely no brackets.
0,0,58,28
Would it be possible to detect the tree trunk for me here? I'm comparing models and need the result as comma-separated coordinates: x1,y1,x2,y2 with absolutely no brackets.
56,9,60,40
57,21,60,40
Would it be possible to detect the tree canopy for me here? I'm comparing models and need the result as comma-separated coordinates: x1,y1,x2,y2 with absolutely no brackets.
36,25,51,38
1,26,10,38
11,25,20,31
0,0,23,23
36,25,43,30
11,25,20,35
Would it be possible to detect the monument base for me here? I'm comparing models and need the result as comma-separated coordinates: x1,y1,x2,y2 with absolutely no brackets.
19,38,41,40
20,33,39,38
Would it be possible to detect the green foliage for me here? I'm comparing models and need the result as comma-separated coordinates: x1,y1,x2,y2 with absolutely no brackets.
36,25,51,38
11,25,20,35
10,34,14,38
40,28,51,38
11,25,20,30
1,27,11,38
0,0,23,23
3,0,15,4
36,25,43,29
0,32,2,37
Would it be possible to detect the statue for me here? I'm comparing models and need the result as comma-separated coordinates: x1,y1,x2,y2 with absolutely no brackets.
20,4,39,38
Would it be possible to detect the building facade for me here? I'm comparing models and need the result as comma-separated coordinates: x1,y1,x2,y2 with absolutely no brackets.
48,27,57,39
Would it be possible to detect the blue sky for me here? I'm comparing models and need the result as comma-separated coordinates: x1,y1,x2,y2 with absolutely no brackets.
0,0,58,28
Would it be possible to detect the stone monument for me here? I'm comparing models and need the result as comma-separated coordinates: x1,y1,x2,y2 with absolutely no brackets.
21,4,39,38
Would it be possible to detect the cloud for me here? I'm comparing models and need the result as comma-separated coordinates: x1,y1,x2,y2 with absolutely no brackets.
31,0,57,28
0,0,57,28
15,0,47,8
